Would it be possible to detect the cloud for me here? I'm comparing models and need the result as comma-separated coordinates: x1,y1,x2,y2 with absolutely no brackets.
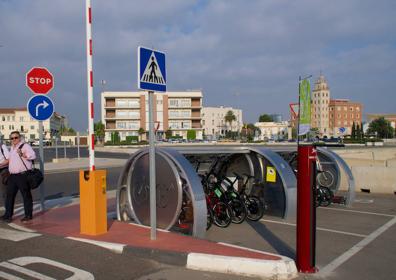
0,0,395,130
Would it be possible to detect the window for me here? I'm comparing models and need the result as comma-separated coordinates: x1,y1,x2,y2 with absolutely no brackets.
350,107,354,111
30,125,35,129
115,99,140,108
337,107,341,111
356,107,360,111
356,114,360,118
116,121,139,129
344,107,347,111
116,110,140,118
169,110,191,118
20,116,24,122
7,116,10,121
1,116,4,121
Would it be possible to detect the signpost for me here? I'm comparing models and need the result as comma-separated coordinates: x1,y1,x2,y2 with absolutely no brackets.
26,67,55,211
26,67,54,95
138,46,167,240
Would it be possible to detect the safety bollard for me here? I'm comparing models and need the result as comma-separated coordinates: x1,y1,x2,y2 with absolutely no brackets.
79,170,107,235
296,144,318,273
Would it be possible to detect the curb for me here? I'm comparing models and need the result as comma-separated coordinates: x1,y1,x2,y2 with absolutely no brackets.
187,253,297,279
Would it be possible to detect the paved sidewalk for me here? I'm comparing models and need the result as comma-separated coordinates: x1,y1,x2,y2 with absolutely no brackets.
10,195,297,279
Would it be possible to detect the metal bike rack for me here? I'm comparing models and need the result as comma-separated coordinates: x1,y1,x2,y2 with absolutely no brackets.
276,146,355,207
116,147,207,238
117,145,298,238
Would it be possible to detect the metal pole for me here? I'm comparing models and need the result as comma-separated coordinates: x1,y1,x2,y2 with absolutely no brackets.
38,121,45,211
297,76,301,146
55,137,58,159
148,90,156,240
86,0,95,171
77,132,80,159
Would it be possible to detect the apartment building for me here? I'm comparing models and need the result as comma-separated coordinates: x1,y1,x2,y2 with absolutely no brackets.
201,106,243,139
101,91,203,141
0,108,67,141
329,99,362,136
254,121,290,141
311,74,331,136
289,74,363,137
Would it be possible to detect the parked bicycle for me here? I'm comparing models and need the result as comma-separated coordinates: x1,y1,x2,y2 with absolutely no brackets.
232,172,266,221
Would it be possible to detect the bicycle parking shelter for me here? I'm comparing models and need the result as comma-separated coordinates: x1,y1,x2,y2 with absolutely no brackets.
116,145,355,238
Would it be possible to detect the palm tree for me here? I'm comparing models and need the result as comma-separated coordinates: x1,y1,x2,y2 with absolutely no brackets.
138,127,146,141
224,110,236,135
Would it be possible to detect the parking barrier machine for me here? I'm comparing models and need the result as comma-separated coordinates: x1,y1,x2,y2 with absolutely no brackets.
117,146,297,237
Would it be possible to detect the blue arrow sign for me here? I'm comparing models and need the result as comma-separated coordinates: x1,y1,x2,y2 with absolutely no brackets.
138,46,166,92
27,95,54,121
339,127,346,134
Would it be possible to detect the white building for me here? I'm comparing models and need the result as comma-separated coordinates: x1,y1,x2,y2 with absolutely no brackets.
201,106,243,139
311,74,331,136
0,108,67,141
101,91,203,141
254,121,290,141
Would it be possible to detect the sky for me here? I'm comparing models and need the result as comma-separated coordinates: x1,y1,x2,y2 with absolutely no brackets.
1,0,395,131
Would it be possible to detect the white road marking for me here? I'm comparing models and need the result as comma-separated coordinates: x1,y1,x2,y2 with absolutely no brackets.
8,223,37,233
260,219,367,238
0,228,41,241
0,262,55,280
318,216,396,276
67,237,125,254
0,271,25,280
318,207,395,217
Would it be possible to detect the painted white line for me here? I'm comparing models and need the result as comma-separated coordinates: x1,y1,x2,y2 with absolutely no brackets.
260,219,367,238
318,207,395,217
187,253,297,280
319,216,396,276
0,228,41,241
0,270,24,280
67,237,125,254
128,222,170,233
0,262,54,280
217,242,287,259
8,223,37,233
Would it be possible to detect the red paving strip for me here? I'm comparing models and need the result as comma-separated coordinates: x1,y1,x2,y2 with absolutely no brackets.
15,200,280,261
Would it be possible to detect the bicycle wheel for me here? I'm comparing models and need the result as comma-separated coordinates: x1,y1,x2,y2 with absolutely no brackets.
212,201,232,228
319,186,333,207
246,195,264,221
229,197,247,224
317,170,334,188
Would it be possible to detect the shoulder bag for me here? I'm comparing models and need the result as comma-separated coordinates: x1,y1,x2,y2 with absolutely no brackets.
0,145,10,185
18,144,43,190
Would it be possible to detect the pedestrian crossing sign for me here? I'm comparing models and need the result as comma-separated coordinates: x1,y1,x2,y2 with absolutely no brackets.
138,46,166,92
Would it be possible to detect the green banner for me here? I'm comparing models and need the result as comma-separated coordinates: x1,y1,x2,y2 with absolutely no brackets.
298,79,311,136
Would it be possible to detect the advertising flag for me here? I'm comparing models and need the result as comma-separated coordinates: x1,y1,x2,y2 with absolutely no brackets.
298,79,311,136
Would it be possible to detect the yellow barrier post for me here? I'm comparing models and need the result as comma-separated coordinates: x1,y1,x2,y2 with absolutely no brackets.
79,170,107,235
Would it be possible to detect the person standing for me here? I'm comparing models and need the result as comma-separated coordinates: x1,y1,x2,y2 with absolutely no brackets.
0,140,9,205
2,131,36,223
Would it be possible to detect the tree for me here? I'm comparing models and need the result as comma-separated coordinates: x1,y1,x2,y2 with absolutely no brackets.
360,123,364,139
187,130,196,140
165,129,172,139
138,127,146,141
351,122,356,139
242,123,260,141
367,117,395,139
258,114,273,122
59,126,76,136
224,110,236,135
356,123,361,140
94,121,105,143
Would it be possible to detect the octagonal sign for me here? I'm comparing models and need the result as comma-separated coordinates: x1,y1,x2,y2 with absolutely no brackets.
26,67,54,94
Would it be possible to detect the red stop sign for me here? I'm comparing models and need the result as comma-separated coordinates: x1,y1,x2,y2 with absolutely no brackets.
26,67,54,94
